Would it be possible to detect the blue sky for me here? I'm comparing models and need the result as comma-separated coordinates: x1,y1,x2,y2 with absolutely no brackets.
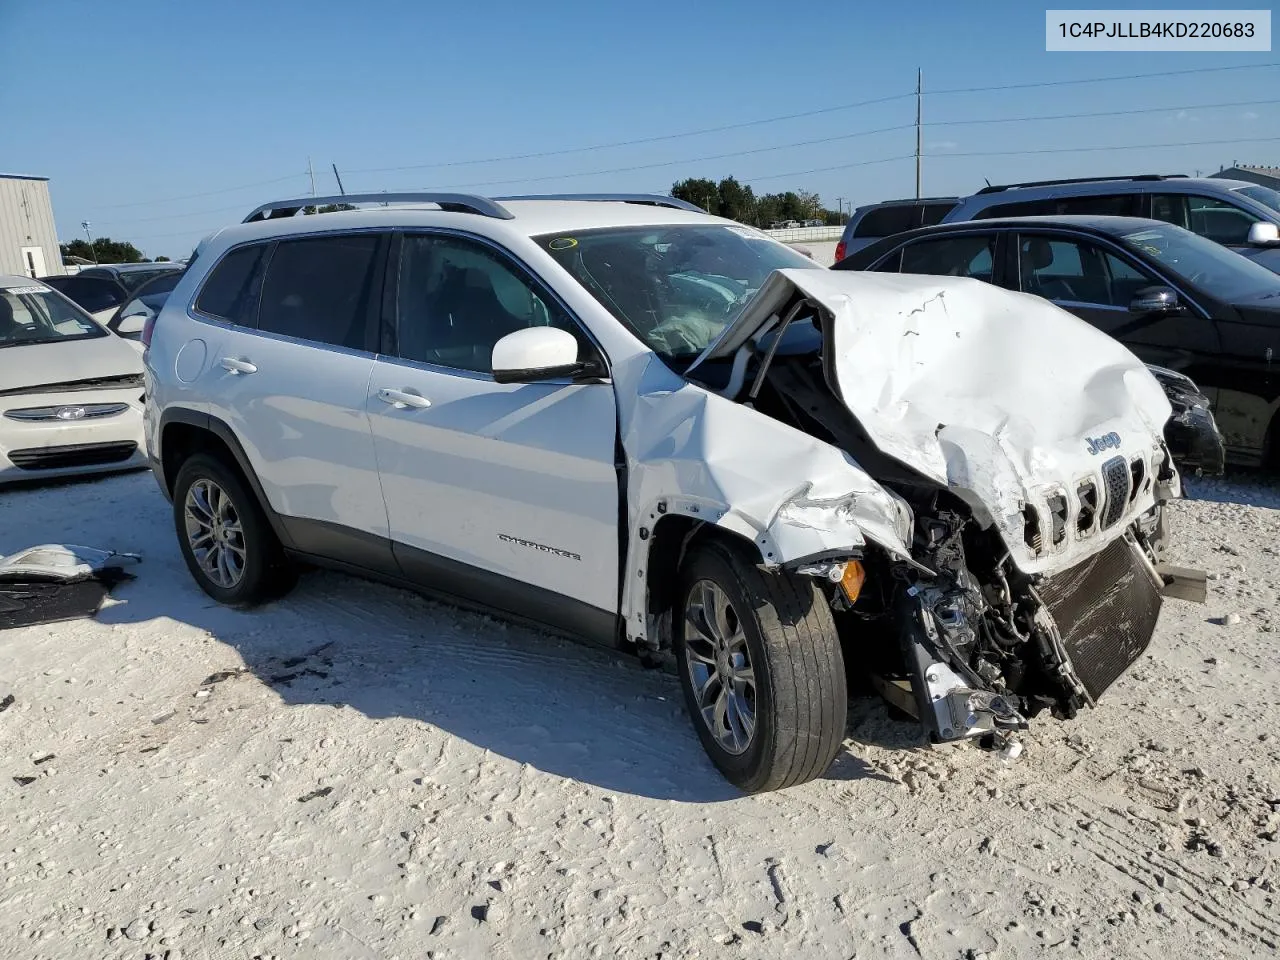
1,0,1275,259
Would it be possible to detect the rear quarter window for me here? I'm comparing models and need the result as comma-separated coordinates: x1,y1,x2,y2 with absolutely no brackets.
194,244,268,326
853,206,916,238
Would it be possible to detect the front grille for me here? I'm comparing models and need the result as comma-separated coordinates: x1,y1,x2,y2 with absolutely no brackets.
0,374,144,398
1100,455,1130,529
1037,535,1162,701
4,402,129,422
7,441,138,471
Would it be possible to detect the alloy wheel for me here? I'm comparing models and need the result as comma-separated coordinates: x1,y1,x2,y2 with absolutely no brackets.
183,478,247,589
683,579,757,755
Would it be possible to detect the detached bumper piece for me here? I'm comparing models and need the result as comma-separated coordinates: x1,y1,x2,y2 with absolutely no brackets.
0,544,140,629
1037,535,1162,702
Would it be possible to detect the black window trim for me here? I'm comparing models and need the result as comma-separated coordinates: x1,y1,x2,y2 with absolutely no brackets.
380,226,613,384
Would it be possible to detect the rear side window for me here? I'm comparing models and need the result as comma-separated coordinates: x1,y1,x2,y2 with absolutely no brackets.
977,193,1140,219
919,201,957,226
853,205,916,238
854,201,958,238
975,198,1057,219
257,234,382,350
195,245,267,325
899,234,997,281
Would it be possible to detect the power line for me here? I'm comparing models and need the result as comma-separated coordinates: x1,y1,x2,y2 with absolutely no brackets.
927,61,1279,96
117,130,1280,241
89,62,1278,211
928,97,1279,128
927,133,1280,160
343,92,917,175
340,62,1278,176
99,200,265,227
93,173,309,210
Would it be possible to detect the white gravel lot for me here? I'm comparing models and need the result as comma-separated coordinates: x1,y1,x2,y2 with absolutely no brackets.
1,469,1278,960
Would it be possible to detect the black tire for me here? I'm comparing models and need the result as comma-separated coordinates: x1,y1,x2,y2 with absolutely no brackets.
674,539,847,793
172,452,295,606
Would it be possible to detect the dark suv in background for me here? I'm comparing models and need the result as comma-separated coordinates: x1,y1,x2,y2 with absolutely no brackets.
834,197,959,262
836,175,1280,271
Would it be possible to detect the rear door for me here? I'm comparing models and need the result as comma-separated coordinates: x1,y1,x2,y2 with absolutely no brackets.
367,231,620,637
1011,230,1221,374
194,232,393,564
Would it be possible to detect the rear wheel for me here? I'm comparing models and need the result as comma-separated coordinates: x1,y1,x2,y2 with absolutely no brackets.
172,453,295,605
674,540,847,793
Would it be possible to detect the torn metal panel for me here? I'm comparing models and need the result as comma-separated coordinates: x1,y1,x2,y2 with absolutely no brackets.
696,269,1178,576
616,354,914,646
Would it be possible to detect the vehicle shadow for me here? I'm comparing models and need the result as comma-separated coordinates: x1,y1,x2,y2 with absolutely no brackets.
2,474,899,801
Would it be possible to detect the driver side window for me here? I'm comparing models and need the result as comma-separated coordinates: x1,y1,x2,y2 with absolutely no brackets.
396,234,585,374
1017,235,1156,307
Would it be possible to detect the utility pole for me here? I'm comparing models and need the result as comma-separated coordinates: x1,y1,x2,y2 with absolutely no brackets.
307,157,316,196
81,220,99,264
915,68,923,200
836,197,846,224
332,163,346,195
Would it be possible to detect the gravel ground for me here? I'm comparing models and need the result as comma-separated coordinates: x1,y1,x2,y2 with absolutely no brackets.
1,470,1277,960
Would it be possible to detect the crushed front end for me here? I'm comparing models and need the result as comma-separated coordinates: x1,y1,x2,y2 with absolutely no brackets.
877,490,1171,746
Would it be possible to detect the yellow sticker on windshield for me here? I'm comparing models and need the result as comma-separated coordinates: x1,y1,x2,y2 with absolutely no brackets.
548,237,578,250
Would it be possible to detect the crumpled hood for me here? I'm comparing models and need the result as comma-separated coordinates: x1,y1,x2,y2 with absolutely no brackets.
696,269,1175,574
0,334,142,394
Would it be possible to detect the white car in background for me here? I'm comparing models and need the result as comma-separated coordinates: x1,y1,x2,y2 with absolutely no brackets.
0,275,147,483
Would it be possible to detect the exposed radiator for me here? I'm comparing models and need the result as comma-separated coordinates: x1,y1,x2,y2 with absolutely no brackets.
1037,534,1162,701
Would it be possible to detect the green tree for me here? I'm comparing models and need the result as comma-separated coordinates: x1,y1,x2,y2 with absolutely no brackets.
154,255,171,262
670,178,720,215
60,237,146,264
716,176,756,223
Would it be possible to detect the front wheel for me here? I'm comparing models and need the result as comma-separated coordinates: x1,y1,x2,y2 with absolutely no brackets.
674,540,847,793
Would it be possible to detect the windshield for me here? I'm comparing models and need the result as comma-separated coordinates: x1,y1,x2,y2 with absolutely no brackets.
1,284,107,348
537,224,820,363
1118,223,1280,302
1234,184,1280,216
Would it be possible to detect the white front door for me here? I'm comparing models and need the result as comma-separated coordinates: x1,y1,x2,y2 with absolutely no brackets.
20,246,46,278
367,231,620,622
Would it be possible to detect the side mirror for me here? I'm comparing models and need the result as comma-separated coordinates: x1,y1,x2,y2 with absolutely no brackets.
1247,222,1280,246
1130,285,1180,315
115,312,149,336
491,327,586,384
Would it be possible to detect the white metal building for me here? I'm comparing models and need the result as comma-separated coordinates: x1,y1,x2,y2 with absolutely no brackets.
0,174,63,278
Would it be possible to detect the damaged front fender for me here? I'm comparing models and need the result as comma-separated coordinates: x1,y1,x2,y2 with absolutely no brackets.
619,355,914,648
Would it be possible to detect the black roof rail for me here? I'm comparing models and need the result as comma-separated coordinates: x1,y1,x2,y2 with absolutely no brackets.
975,174,1187,195
856,196,960,208
496,193,706,213
242,192,514,223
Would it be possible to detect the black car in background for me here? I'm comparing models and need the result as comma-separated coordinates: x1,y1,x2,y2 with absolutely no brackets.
834,215,1280,471
101,270,185,341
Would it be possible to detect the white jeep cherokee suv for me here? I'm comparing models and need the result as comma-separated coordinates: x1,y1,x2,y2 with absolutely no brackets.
145,192,1187,792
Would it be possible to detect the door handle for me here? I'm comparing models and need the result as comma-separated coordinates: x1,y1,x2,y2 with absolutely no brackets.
220,357,257,375
377,388,431,409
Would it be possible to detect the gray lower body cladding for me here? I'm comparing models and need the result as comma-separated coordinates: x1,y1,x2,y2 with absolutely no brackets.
1037,535,1163,702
